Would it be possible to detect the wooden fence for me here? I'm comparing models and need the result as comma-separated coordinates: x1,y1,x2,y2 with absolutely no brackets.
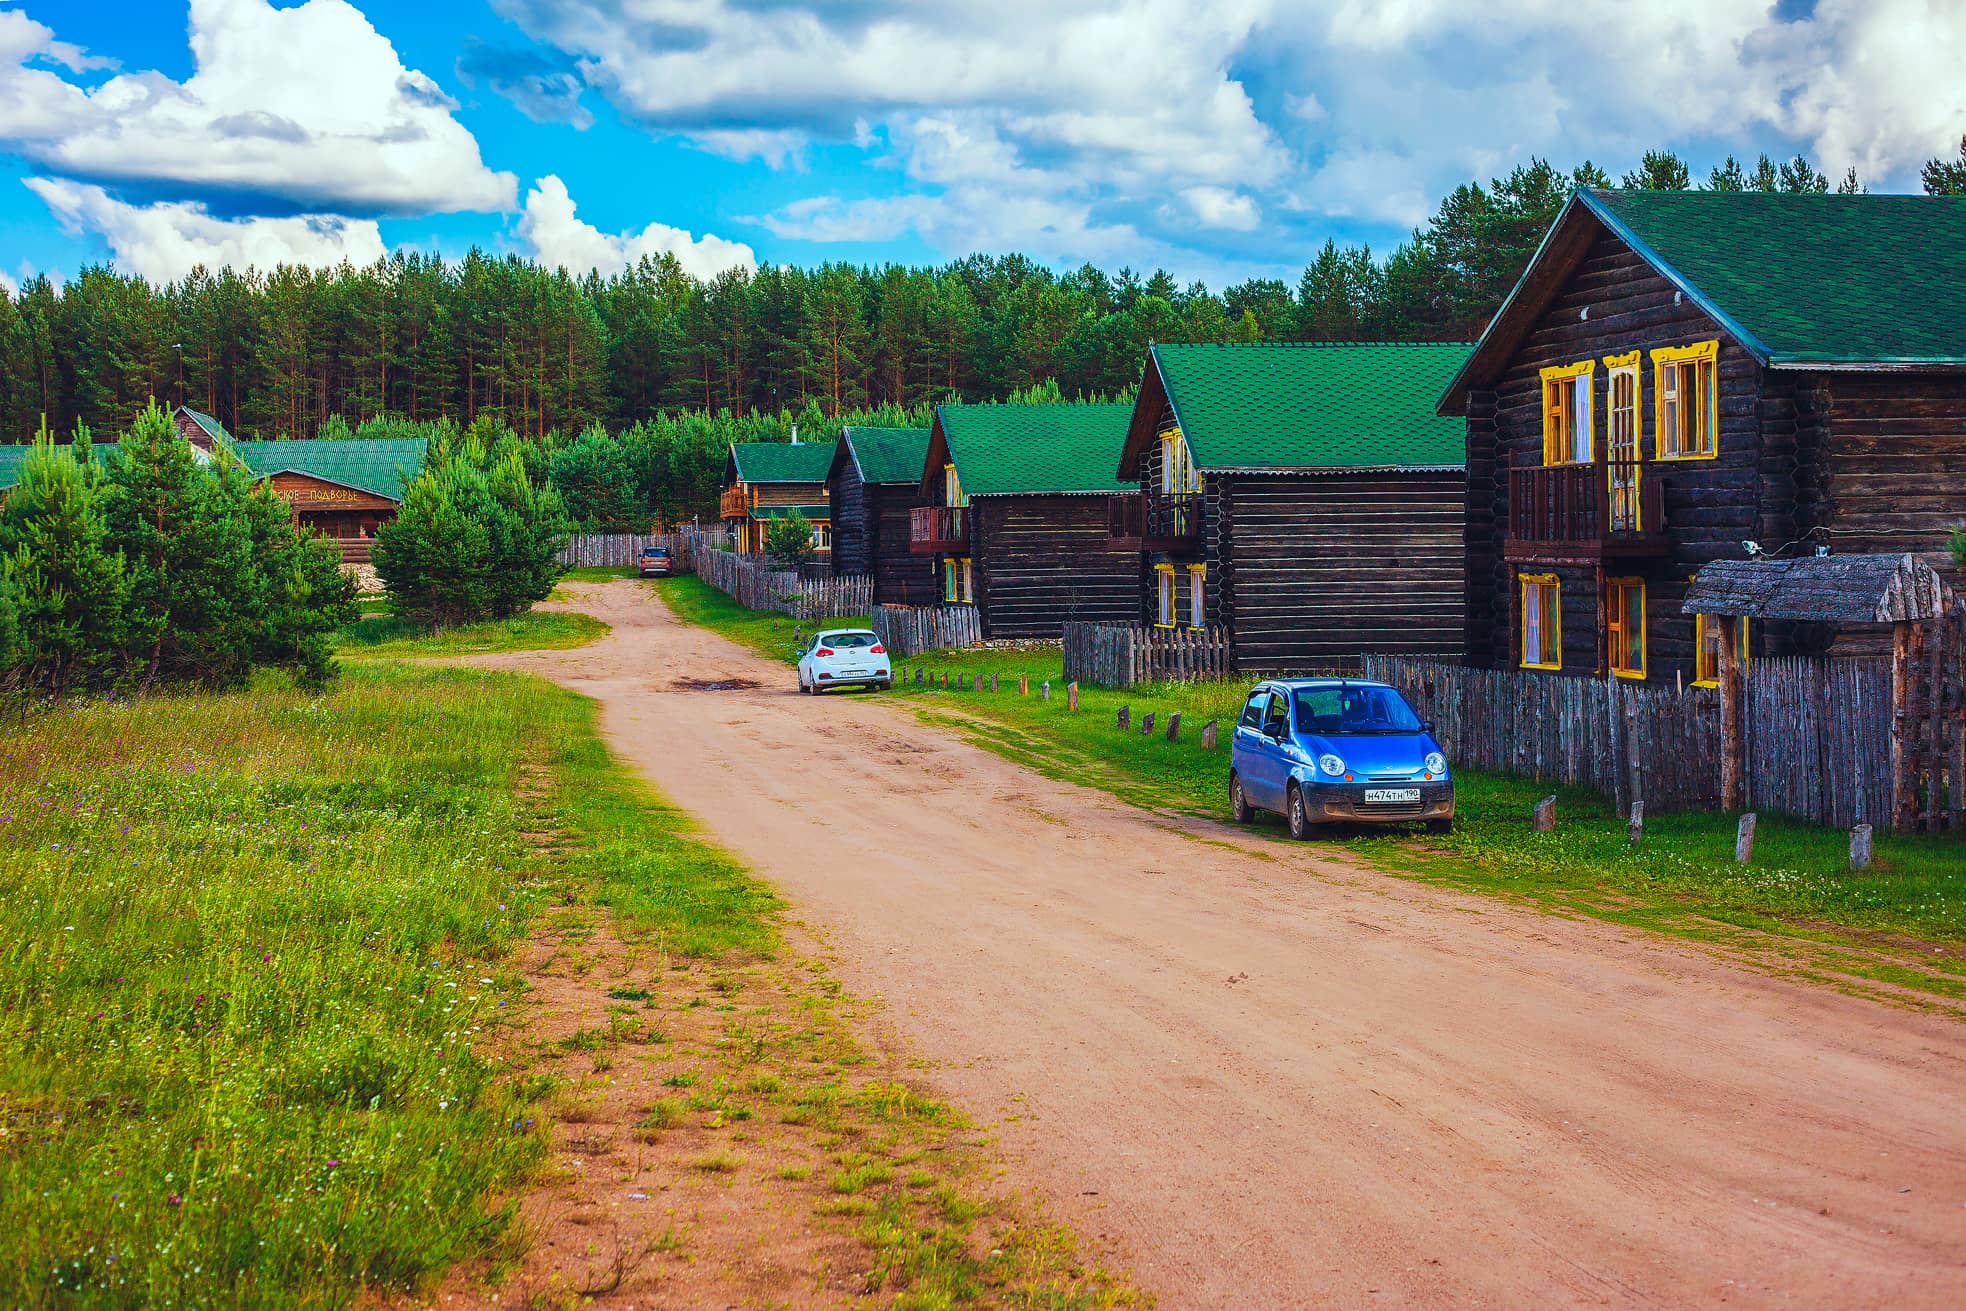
556,532,694,568
691,544,871,619
1743,656,1893,830
1063,622,1233,689
870,604,982,657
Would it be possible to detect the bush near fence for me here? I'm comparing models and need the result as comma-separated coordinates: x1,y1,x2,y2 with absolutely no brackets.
1364,655,1894,827
870,605,982,657
1063,622,1233,689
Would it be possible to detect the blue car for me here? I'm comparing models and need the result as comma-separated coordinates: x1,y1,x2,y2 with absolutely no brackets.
1228,678,1454,839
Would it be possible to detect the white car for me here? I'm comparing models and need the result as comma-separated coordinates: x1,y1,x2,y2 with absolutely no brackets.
797,628,892,694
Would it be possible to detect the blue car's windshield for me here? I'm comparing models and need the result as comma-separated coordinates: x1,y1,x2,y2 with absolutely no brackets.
1293,686,1423,736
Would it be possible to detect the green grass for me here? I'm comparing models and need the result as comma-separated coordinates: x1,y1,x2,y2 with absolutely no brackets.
657,584,1966,958
0,661,775,1305
653,575,869,665
335,610,609,658
559,565,638,582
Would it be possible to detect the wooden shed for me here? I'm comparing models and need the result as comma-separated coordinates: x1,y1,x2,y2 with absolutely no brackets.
912,402,1137,639
827,426,938,605
1445,188,1966,685
1115,342,1472,672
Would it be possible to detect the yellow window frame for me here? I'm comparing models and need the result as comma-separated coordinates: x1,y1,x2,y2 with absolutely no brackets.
1160,427,1199,495
1186,563,1206,628
1540,359,1596,466
1606,577,1646,681
1519,572,1562,670
1155,563,1177,627
1693,612,1749,687
944,462,967,507
1652,340,1719,460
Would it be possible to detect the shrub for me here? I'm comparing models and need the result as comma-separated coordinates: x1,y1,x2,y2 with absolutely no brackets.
764,510,816,567
0,435,127,695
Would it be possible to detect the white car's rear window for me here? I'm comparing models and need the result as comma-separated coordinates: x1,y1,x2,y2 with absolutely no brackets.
822,632,878,649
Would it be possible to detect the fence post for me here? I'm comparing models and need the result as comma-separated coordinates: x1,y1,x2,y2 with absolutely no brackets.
1141,711,1155,735
1042,680,1051,701
1718,613,1745,811
1067,682,1079,711
1627,800,1644,845
1532,795,1556,832
1734,812,1757,864
1166,711,1181,742
1201,719,1217,749
1850,823,1873,870
1117,706,1130,731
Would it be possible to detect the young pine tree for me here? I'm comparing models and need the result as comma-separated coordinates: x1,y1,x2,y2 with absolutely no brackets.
482,445,571,618
0,438,127,696
373,462,494,630
234,467,356,686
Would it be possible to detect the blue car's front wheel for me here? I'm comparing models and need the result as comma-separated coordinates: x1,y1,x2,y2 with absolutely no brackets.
1229,772,1252,824
1287,784,1317,841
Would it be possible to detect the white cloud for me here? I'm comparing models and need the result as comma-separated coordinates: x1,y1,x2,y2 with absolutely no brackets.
26,177,385,282
0,0,513,217
1182,186,1260,231
516,175,755,280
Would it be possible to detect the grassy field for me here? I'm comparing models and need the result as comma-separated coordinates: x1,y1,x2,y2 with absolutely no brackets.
1,618,1134,1306
335,610,609,658
654,576,1966,974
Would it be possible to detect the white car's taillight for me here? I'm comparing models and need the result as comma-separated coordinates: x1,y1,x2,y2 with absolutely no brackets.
869,644,885,654
815,647,833,657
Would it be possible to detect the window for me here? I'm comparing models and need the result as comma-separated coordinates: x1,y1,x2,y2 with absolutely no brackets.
1161,428,1200,495
944,462,967,507
1155,564,1176,627
1261,692,1289,737
1238,691,1267,730
1654,341,1718,459
1604,351,1643,532
1187,564,1206,628
810,522,831,551
943,557,973,603
1520,572,1561,670
1293,686,1424,735
1693,613,1749,686
1540,360,1595,465
1606,578,1646,680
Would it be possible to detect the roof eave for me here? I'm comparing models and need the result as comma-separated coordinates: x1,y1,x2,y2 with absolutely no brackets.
1767,357,1966,372
1201,463,1465,476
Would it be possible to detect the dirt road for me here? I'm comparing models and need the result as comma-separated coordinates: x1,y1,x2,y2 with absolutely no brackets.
481,581,1966,1308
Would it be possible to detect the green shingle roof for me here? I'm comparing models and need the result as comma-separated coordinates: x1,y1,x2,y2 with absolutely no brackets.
841,426,932,485
1584,189,1966,365
230,439,427,502
1148,342,1473,471
178,407,232,445
730,440,837,484
935,402,1135,496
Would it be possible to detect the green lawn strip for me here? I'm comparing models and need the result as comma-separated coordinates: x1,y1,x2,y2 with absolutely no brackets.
335,611,609,659
654,583,1966,975
652,574,870,663
559,565,639,583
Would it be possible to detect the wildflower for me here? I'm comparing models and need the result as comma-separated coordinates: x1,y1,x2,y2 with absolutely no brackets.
325,1159,339,1169
165,1193,182,1207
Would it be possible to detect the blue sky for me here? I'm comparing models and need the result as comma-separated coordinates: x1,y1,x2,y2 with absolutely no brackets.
0,0,1960,290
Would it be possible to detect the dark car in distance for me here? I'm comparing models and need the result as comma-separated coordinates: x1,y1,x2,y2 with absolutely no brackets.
638,546,673,577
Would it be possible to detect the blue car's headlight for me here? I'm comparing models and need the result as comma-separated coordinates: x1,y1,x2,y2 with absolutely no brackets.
1426,751,1448,776
1318,753,1345,777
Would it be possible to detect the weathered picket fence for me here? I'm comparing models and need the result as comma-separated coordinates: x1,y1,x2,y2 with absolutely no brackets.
692,544,870,619
870,604,982,657
555,532,693,568
1745,656,1894,830
1063,622,1233,689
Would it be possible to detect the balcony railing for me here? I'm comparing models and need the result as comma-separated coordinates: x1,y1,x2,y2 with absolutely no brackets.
1108,492,1201,553
909,504,969,554
1506,462,1667,562
718,486,750,519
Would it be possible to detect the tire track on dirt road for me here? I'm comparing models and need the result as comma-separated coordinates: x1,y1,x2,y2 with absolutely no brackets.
476,581,1966,1308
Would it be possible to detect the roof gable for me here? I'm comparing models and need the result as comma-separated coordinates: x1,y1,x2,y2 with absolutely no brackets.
1443,188,1966,411
729,440,837,485
930,402,1135,497
839,426,932,484
1128,342,1472,476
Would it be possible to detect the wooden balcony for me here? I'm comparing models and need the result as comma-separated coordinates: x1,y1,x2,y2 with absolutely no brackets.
909,505,969,554
1505,462,1668,563
1108,492,1201,553
719,486,750,519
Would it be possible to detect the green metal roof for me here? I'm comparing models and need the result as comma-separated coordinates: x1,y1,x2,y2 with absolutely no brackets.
229,438,427,502
748,503,830,521
178,406,232,445
935,402,1135,496
1148,342,1473,472
1584,189,1966,366
730,440,837,484
841,426,932,484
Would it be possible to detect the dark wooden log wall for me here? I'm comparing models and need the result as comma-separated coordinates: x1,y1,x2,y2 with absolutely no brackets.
827,458,871,577
753,482,828,509
867,483,940,606
1821,373,1966,557
1469,231,1772,684
972,495,1138,639
1219,473,1465,671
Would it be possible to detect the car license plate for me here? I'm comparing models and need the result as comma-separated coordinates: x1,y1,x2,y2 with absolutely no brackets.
1364,787,1421,804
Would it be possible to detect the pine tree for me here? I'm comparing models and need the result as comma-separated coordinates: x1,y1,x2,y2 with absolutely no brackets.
1622,149,1692,190
0,436,126,695
1921,136,1966,195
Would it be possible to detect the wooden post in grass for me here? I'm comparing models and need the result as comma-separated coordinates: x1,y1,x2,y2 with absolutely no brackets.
1532,795,1556,832
1850,823,1874,871
1067,682,1079,710
1627,801,1644,846
1041,680,1050,701
1201,719,1217,749
939,671,948,689
914,667,923,685
971,674,981,692
1166,711,1181,741
1734,812,1757,864
990,673,998,693
1141,711,1155,735
1117,705,1130,731
1018,676,1029,696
